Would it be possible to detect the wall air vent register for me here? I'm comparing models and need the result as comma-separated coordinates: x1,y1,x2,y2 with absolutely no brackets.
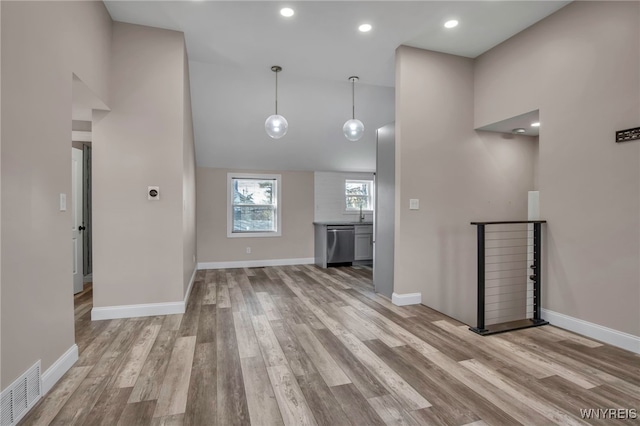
0,361,42,426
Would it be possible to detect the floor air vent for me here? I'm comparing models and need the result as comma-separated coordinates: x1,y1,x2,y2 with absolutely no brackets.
0,361,41,426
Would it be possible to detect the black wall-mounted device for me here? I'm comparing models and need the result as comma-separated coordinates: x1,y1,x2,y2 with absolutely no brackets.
616,127,640,143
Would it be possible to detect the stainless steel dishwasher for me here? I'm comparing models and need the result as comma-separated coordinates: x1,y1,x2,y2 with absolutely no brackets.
326,225,355,265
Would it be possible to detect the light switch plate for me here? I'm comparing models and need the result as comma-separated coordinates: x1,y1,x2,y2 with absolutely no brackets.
59,193,67,211
409,199,419,210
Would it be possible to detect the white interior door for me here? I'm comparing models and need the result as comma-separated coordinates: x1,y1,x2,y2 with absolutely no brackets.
72,147,84,294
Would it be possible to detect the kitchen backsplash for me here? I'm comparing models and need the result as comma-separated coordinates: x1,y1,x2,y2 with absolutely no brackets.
314,171,375,222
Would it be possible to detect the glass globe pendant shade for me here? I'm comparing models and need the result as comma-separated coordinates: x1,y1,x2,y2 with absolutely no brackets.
343,118,364,141
344,76,364,141
265,114,288,139
265,65,288,140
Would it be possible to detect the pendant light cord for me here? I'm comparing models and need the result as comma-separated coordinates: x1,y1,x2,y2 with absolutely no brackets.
351,78,355,119
275,70,279,115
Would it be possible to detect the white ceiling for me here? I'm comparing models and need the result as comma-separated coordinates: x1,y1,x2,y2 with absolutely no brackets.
103,1,569,171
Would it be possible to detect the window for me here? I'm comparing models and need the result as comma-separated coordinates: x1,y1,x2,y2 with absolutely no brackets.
227,173,281,238
345,179,374,211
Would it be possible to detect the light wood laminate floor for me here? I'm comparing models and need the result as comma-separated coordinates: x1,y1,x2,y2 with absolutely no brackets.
20,265,640,425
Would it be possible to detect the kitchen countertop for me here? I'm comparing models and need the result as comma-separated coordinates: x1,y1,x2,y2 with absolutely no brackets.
313,221,373,226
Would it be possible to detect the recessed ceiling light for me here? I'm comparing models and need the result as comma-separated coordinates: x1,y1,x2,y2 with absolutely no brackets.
359,24,372,33
512,128,526,134
531,122,540,127
444,20,459,29
280,7,294,17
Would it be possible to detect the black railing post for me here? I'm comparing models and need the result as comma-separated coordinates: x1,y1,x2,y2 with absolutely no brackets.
471,224,487,333
533,222,542,322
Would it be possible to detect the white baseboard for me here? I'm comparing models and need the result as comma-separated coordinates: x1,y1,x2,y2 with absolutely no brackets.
42,344,78,395
91,301,184,321
198,257,314,270
541,308,640,354
91,268,198,321
392,292,422,306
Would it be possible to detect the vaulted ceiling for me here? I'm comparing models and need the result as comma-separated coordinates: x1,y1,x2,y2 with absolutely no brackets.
104,1,569,172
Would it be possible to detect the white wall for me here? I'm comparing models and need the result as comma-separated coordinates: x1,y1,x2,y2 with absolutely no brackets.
190,61,395,173
314,171,375,222
1,0,112,388
474,1,640,336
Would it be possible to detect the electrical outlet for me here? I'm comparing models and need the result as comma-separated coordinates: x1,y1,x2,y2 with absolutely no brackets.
148,186,160,200
246,247,251,254
409,199,419,210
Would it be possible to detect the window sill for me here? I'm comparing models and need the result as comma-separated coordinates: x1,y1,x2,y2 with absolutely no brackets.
227,231,282,238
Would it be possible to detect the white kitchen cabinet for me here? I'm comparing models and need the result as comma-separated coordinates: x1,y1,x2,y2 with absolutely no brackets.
354,225,373,261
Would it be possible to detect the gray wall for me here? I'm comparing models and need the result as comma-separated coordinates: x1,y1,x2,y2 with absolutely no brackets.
2,7,198,392
474,1,640,336
394,46,537,326
1,0,112,388
197,167,314,264
93,23,195,307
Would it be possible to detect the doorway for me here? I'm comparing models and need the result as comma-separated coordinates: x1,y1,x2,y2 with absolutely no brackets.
71,73,106,319
71,137,93,295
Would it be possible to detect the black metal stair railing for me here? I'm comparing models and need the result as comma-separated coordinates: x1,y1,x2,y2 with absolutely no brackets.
469,220,548,335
